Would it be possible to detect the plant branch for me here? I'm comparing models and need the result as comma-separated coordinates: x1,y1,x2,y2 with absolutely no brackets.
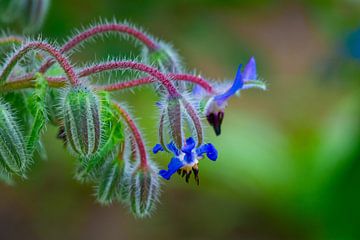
113,102,148,168
39,23,159,73
0,41,79,85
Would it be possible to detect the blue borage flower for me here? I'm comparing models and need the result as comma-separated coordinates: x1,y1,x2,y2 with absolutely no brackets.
153,137,217,185
204,57,265,136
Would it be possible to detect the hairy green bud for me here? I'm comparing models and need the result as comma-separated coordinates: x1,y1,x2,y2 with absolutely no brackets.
0,99,29,176
96,153,127,205
74,91,124,181
27,73,48,156
63,86,101,156
129,163,160,218
166,97,183,149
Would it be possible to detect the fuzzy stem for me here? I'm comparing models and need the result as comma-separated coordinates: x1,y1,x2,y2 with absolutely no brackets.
0,41,79,85
63,23,159,52
1,75,66,92
95,73,214,93
0,36,23,46
39,23,159,73
113,102,148,168
79,61,181,97
168,73,214,93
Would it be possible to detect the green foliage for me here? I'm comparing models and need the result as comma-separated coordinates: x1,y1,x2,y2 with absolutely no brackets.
26,73,48,155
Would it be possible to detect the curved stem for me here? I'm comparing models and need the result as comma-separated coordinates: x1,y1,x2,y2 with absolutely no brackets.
0,41,79,85
39,23,159,73
79,61,181,97
113,102,148,168
1,75,66,92
95,73,215,94
168,73,214,93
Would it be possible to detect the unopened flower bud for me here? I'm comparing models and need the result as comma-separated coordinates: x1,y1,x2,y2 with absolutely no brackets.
63,86,101,156
129,163,160,218
166,97,183,149
0,99,28,175
96,156,127,205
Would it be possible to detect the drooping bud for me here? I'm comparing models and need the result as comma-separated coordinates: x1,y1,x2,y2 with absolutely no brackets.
166,97,183,149
0,99,29,176
62,86,101,156
96,153,128,205
129,163,160,218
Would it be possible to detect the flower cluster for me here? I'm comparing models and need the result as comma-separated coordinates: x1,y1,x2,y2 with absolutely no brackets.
0,18,265,217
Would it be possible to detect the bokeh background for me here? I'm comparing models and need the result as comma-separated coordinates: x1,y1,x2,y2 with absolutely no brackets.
1,0,360,239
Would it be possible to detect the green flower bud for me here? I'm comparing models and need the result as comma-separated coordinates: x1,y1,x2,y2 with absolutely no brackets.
0,99,28,176
96,154,127,205
129,163,160,218
63,86,101,156
166,97,183,149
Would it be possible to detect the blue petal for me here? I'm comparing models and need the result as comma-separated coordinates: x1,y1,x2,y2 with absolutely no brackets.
181,137,196,154
243,57,257,81
159,157,184,180
153,144,164,154
214,64,244,104
167,141,180,156
196,143,218,161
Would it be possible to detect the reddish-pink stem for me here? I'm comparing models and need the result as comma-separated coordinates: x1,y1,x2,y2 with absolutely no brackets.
0,41,78,85
39,23,159,73
79,61,181,97
95,73,215,93
168,73,214,93
113,102,148,168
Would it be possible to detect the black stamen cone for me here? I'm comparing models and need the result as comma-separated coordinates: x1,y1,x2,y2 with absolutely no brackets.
207,112,224,136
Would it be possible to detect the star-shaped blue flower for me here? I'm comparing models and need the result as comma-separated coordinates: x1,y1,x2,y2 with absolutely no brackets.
153,137,218,184
205,57,265,136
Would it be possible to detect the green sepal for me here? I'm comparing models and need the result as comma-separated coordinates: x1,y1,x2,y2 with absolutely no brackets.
129,164,160,218
0,99,29,177
95,156,127,205
167,97,183,149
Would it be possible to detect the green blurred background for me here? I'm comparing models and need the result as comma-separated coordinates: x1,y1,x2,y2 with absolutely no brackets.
1,0,360,239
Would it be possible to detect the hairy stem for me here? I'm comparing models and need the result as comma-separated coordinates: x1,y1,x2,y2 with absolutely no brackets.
0,41,79,85
1,75,66,92
78,61,181,97
113,102,148,168
94,73,214,93
39,23,159,73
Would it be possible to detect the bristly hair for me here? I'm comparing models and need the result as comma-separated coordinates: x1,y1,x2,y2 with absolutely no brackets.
62,18,160,55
